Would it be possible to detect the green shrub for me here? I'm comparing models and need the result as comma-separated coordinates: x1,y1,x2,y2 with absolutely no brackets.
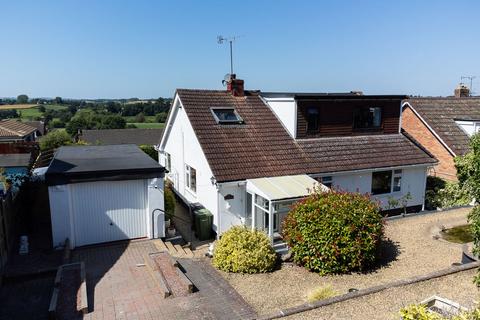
39,130,72,150
212,226,277,274
307,285,337,302
164,183,175,221
139,144,158,161
399,304,442,320
425,177,471,210
399,304,480,320
282,189,383,275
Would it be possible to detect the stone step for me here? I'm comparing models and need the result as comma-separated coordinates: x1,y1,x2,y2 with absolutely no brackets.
153,239,168,252
174,244,186,257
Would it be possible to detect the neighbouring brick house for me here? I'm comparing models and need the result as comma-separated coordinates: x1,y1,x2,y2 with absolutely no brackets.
402,84,480,181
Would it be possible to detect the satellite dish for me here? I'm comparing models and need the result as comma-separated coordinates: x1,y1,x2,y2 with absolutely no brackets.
222,73,232,86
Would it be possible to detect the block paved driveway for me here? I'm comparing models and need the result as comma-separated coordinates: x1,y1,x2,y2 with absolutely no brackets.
73,240,255,320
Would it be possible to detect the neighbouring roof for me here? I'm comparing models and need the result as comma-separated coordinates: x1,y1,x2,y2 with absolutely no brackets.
406,97,480,155
80,128,164,145
0,153,31,168
0,120,37,138
24,121,45,135
45,144,165,186
174,89,437,183
247,175,322,201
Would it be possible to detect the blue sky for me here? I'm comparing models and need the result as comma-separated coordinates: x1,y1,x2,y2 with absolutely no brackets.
1,0,479,99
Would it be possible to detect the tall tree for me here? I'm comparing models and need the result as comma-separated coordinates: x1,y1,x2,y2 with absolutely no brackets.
16,94,28,104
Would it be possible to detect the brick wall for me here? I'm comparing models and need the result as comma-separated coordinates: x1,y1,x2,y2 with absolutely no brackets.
402,106,457,181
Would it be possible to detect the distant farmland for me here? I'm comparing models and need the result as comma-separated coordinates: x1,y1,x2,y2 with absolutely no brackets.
0,104,38,110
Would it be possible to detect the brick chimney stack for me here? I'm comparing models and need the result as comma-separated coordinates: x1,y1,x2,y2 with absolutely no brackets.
226,74,244,97
454,83,470,98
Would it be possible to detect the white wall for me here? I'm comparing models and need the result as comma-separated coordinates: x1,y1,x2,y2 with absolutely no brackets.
147,178,165,238
263,97,296,138
456,120,479,137
160,97,220,231
314,166,428,209
48,184,72,248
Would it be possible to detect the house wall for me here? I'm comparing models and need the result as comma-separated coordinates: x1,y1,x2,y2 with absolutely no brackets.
402,106,457,181
263,97,296,138
48,184,72,248
315,166,428,209
160,98,220,232
296,100,400,138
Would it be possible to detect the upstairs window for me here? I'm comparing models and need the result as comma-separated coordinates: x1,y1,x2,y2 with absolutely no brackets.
211,108,244,124
307,107,319,132
319,176,333,188
353,107,382,129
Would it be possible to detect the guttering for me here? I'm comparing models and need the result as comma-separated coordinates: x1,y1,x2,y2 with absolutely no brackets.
308,162,435,178
402,101,457,157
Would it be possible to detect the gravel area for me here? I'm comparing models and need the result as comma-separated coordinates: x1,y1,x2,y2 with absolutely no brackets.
286,268,479,320
220,207,472,315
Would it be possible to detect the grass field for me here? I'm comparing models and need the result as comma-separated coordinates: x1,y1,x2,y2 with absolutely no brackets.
128,122,165,129
0,104,38,110
12,104,68,120
123,115,157,123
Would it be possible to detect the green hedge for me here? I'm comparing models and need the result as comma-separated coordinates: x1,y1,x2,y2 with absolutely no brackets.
425,176,471,210
212,226,277,274
282,190,383,275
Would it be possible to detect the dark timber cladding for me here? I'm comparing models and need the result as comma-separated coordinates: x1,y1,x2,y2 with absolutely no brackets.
296,95,405,139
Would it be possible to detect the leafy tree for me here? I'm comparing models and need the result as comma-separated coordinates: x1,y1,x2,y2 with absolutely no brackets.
17,94,28,104
99,115,126,129
65,109,99,136
155,112,168,123
54,96,63,104
135,112,146,123
39,130,72,150
38,105,46,113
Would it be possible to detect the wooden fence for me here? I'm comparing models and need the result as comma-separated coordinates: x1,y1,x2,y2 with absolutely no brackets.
0,192,21,276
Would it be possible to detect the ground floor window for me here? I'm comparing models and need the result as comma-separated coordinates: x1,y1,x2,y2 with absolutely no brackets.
185,164,196,193
371,169,403,195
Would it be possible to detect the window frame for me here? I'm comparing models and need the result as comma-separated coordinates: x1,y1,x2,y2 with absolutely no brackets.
353,107,382,130
164,152,171,172
210,107,244,124
185,164,197,194
306,107,319,133
371,169,403,195
320,176,333,188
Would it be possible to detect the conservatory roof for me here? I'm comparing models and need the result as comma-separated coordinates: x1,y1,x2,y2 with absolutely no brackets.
246,174,323,201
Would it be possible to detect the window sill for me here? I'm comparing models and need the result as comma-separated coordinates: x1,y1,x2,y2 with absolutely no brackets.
185,187,197,197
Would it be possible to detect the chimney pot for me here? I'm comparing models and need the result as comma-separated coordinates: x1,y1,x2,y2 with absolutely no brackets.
454,83,470,98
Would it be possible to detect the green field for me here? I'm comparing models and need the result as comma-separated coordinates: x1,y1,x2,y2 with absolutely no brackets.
16,104,68,121
128,122,165,129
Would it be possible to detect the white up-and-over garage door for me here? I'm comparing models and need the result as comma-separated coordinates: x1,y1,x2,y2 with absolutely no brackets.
71,180,147,247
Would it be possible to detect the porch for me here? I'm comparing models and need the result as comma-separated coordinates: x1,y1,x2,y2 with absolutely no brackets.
245,175,325,240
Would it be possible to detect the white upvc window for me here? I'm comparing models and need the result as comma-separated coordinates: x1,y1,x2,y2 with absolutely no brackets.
320,176,333,188
371,169,403,195
164,152,171,172
185,164,197,193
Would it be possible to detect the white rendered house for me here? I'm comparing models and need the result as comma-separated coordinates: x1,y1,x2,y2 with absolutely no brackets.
158,77,437,239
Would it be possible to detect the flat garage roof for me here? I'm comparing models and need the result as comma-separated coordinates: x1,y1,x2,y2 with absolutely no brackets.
46,144,165,186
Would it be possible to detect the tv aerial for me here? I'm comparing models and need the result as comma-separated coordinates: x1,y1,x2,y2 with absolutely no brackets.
217,35,241,76
461,76,476,95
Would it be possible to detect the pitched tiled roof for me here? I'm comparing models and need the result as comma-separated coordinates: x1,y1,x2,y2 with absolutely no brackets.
0,120,37,138
80,128,164,145
176,89,437,182
407,97,480,155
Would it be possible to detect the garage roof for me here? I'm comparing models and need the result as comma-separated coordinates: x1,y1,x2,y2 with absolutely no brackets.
46,144,165,186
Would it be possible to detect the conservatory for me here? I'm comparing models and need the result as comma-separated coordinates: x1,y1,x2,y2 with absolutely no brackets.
245,175,326,240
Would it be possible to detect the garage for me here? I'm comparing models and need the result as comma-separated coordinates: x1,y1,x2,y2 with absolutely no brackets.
45,144,165,249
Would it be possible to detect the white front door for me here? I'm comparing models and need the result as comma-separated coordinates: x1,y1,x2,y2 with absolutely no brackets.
71,180,147,247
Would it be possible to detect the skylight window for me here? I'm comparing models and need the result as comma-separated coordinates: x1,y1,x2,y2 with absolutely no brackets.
211,108,244,124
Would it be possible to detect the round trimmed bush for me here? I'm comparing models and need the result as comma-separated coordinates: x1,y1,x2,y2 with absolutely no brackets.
212,226,277,274
282,190,383,274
